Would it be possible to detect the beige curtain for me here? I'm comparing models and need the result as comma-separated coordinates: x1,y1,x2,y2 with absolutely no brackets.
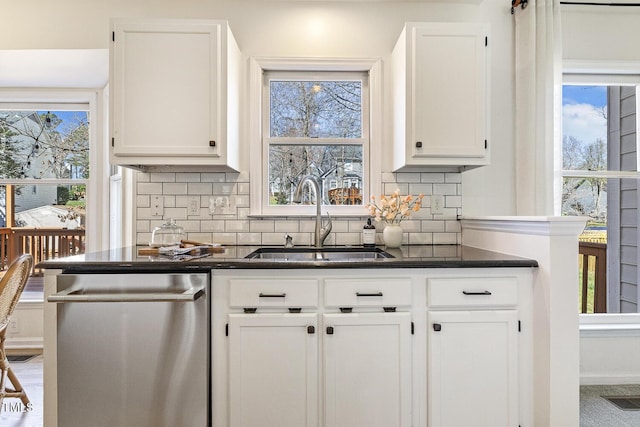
514,0,562,215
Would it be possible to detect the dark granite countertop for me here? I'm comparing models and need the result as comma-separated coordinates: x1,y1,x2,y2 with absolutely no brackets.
37,245,538,273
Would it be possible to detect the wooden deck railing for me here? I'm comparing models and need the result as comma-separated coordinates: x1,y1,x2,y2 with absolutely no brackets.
579,241,607,313
0,227,85,275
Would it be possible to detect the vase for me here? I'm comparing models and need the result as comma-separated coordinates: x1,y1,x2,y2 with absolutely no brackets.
383,223,403,248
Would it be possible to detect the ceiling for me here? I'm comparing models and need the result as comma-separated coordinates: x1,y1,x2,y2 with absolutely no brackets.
0,49,108,88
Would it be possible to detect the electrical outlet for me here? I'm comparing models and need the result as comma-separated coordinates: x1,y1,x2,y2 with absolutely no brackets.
188,197,200,215
151,196,164,217
8,319,19,334
209,196,230,214
431,195,444,215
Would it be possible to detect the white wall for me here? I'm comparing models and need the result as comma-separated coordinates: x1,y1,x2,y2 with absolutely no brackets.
0,0,518,216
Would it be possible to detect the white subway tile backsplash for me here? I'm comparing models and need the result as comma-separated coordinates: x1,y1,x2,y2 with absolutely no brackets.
138,182,163,195
201,173,227,183
150,172,175,183
421,173,445,183
422,220,445,232
250,220,275,233
274,220,299,233
433,183,458,195
188,183,213,194
445,172,462,184
237,233,262,245
134,171,463,246
395,172,422,183
176,173,201,182
164,183,188,194
136,195,150,208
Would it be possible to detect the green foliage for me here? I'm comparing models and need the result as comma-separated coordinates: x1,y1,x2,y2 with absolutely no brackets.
57,186,70,204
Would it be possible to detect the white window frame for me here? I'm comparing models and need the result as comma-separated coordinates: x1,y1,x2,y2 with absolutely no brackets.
249,58,382,217
0,89,107,253
562,60,640,323
562,64,640,185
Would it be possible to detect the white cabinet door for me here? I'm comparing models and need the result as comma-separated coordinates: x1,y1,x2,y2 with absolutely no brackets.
324,313,412,427
228,313,318,427
393,23,489,170
428,310,518,427
110,19,239,169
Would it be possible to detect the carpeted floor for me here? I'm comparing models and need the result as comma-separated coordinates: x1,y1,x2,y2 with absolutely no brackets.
581,384,640,427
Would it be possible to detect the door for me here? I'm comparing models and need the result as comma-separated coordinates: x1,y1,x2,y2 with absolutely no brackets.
228,313,318,427
428,310,518,427
111,20,220,157
323,313,412,427
411,23,487,159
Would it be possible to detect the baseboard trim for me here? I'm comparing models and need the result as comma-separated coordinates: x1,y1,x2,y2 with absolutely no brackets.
5,337,44,351
581,374,640,386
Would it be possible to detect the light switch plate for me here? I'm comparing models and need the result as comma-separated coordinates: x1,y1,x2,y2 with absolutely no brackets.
151,196,164,217
431,195,444,215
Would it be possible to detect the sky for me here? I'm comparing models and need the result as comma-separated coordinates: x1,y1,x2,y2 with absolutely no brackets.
562,85,607,145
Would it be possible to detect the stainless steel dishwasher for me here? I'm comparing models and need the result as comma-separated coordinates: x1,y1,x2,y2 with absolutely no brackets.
48,272,209,427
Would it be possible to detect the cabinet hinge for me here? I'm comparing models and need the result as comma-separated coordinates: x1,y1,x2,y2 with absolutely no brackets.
518,321,521,332
111,137,114,148
411,322,414,335
112,31,115,42
485,139,488,149
485,36,488,47
225,323,229,337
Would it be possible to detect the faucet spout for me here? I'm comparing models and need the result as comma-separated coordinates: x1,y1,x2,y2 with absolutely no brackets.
293,175,332,247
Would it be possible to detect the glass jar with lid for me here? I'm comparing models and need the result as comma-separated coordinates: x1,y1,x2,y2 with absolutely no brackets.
150,219,185,247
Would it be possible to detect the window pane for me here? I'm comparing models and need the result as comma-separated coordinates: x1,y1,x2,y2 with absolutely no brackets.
1,184,85,228
562,177,607,226
268,144,363,206
0,110,90,179
270,81,362,138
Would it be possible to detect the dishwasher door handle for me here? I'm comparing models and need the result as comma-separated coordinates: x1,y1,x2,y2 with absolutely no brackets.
47,286,205,303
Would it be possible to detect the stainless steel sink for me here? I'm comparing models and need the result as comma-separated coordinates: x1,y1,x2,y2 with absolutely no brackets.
244,247,395,261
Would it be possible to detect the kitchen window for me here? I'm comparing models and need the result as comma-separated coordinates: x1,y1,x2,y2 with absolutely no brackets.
249,59,382,217
561,77,640,314
0,104,92,296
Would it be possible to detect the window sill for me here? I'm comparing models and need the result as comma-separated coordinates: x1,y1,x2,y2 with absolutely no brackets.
580,314,640,337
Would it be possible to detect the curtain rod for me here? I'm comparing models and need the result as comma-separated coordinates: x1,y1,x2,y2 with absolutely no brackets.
560,1,640,5
512,1,639,14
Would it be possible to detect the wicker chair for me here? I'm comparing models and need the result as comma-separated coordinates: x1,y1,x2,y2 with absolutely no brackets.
0,254,33,409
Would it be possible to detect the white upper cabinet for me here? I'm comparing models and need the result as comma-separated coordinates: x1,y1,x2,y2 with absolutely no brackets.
110,19,240,171
392,22,490,171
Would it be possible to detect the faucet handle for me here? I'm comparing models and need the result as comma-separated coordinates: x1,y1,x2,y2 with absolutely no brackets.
320,213,332,245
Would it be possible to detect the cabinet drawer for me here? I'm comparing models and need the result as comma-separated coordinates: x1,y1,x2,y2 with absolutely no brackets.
229,279,319,308
428,277,518,308
324,278,412,308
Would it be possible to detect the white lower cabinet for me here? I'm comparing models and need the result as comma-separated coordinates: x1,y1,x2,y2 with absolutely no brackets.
324,313,412,427
427,310,519,427
228,313,319,427
212,269,533,427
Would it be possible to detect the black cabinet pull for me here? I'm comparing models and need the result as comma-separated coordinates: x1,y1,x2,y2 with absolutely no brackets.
462,290,492,296
356,292,383,297
383,307,397,312
416,141,423,148
209,140,216,147
243,308,257,313
307,325,315,334
326,326,334,335
259,293,286,298
433,323,442,332
339,307,353,313
288,308,302,313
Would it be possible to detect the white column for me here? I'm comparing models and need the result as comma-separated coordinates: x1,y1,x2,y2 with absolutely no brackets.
461,216,586,427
